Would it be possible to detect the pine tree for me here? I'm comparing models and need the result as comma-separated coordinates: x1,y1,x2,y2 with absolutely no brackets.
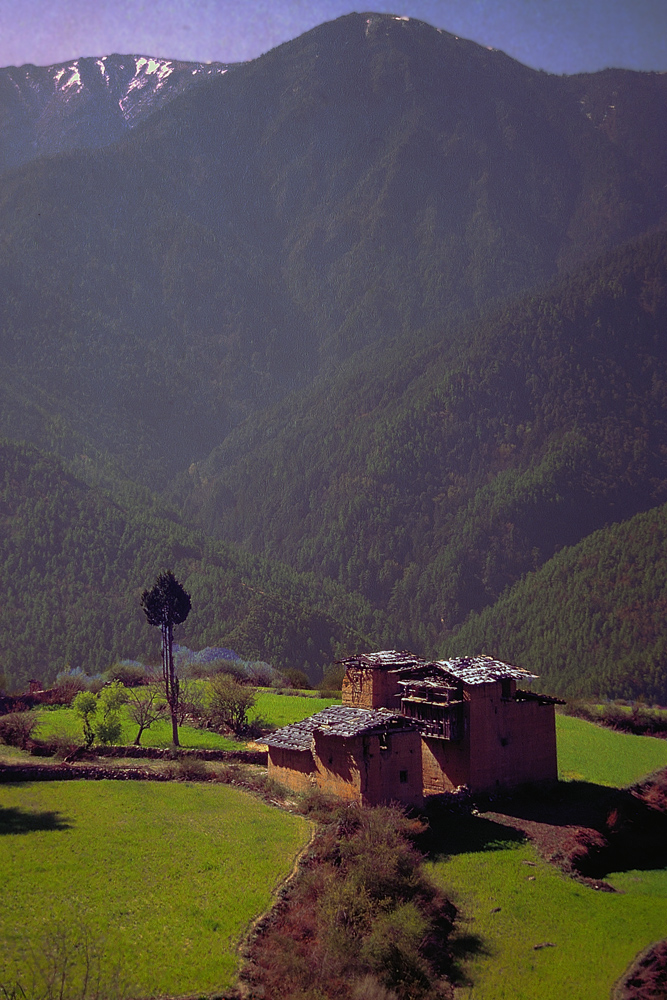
140,570,191,746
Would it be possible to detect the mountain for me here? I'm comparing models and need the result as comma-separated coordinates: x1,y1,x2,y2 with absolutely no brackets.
183,229,667,653
0,54,233,174
0,439,385,692
1,13,667,698
0,13,666,491
443,501,667,704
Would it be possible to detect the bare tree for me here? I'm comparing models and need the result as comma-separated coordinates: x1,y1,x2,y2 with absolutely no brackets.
125,684,167,745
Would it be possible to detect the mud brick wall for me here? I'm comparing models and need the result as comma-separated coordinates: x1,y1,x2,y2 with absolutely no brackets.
467,683,558,793
421,730,471,795
311,729,423,808
267,746,316,796
269,729,424,808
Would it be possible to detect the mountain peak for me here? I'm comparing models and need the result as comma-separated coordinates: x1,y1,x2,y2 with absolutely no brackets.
0,53,234,173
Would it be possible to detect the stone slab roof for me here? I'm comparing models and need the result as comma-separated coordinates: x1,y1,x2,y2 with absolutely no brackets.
265,705,416,752
339,649,426,671
433,655,539,686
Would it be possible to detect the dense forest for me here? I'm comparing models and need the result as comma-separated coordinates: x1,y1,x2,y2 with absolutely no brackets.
184,232,667,658
443,501,667,704
0,440,387,692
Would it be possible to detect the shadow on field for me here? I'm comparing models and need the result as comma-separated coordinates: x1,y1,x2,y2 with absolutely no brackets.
0,806,71,835
485,780,630,830
419,807,525,863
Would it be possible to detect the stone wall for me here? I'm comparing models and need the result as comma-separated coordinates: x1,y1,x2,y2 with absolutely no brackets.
342,667,402,710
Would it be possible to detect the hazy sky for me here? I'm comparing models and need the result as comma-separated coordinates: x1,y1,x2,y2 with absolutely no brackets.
0,0,665,75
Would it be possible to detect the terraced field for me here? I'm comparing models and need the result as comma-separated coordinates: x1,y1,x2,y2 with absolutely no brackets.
0,781,310,998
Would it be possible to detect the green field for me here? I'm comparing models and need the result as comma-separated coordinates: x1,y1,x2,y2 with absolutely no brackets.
0,781,310,998
429,715,667,999
34,704,242,750
32,688,340,751
4,697,667,999
556,713,667,785
250,690,340,728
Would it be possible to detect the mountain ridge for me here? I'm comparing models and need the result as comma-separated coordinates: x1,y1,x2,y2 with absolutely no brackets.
0,53,235,173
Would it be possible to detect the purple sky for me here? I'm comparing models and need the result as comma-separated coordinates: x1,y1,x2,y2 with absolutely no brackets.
0,0,665,75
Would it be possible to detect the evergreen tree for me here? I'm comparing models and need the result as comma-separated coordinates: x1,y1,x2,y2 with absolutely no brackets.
140,570,191,746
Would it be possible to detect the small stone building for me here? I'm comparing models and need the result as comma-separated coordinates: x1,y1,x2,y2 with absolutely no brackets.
265,705,424,808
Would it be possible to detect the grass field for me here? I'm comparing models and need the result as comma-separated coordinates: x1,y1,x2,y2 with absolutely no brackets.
5,695,667,999
429,715,667,999
556,713,667,785
0,781,310,998
34,705,243,750
32,688,340,751
250,690,340,728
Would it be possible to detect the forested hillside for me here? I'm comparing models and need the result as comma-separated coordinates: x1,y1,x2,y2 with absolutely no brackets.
0,440,385,692
444,502,667,703
186,230,667,654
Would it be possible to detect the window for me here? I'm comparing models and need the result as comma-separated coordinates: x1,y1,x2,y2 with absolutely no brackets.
399,770,408,784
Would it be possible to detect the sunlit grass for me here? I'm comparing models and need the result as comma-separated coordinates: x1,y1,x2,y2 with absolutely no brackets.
0,781,310,998
431,835,667,1000
250,690,340,728
427,714,667,998
34,705,241,750
556,713,667,786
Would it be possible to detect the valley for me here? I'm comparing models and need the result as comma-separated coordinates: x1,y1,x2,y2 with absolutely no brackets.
1,11,667,997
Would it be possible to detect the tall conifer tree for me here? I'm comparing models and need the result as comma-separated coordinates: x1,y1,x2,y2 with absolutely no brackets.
140,570,191,746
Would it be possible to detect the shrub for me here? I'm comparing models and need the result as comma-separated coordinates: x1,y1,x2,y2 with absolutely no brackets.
94,716,123,746
241,803,455,1000
106,662,146,688
94,682,127,745
73,682,127,747
54,667,89,704
207,674,256,735
190,658,246,681
72,690,98,748
0,711,38,749
246,661,276,687
171,757,210,782
281,668,312,690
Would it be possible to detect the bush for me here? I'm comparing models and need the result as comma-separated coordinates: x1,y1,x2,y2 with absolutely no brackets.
245,661,276,687
53,667,89,704
0,711,38,749
207,675,256,735
106,662,146,688
281,668,312,690
190,658,246,681
241,803,455,1000
171,756,211,782
72,682,127,747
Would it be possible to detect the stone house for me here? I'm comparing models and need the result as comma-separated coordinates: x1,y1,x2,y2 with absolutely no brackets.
267,651,562,803
265,704,424,808
394,656,561,794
